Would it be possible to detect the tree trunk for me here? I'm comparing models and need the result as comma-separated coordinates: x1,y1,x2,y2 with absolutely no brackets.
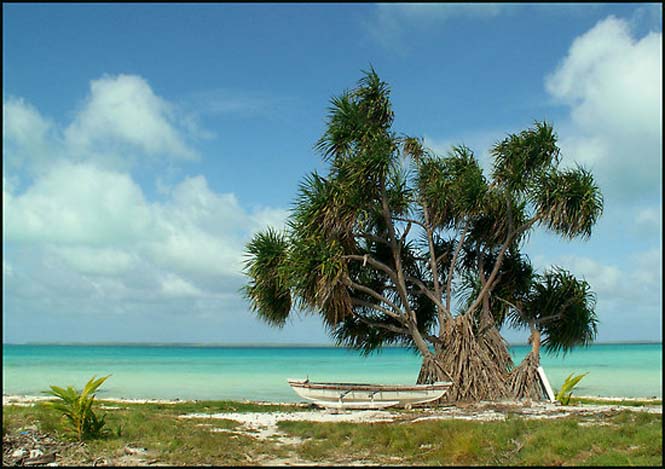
417,314,510,402
479,309,514,374
507,325,544,400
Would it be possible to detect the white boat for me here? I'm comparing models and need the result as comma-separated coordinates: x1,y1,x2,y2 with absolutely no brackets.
287,378,452,410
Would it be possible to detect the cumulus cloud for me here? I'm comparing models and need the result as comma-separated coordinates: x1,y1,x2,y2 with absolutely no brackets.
65,74,197,161
545,16,662,201
4,163,152,245
53,246,138,276
4,164,287,284
541,251,662,341
2,97,58,172
3,74,200,176
159,273,204,298
3,74,289,336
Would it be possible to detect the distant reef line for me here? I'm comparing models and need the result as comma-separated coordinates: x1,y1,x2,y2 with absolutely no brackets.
4,340,662,347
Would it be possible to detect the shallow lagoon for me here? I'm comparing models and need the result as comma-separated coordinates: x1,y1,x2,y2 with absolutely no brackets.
2,343,661,400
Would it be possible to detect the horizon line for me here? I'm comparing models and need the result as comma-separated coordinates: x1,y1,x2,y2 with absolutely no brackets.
3,340,662,347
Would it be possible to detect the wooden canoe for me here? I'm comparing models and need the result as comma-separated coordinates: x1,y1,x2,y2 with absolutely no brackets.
287,378,451,410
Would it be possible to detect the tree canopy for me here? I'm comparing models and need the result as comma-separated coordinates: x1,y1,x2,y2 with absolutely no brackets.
243,68,603,400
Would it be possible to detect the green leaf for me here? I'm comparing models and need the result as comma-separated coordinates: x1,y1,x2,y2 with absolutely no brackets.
555,372,588,405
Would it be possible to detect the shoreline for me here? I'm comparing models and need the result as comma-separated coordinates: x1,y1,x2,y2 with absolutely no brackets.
4,341,662,347
3,393,662,407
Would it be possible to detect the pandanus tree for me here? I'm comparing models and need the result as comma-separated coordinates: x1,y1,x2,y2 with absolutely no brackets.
505,268,599,399
243,69,603,401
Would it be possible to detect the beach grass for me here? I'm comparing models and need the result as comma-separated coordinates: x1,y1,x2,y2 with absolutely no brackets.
278,411,662,466
3,399,662,466
568,396,662,407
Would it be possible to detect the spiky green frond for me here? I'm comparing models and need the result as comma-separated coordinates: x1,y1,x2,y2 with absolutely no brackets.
516,267,598,355
402,135,427,162
466,188,529,248
242,228,292,327
491,121,560,194
416,146,487,229
291,172,358,245
241,70,604,367
315,68,398,185
42,375,110,441
534,166,604,239
287,233,352,326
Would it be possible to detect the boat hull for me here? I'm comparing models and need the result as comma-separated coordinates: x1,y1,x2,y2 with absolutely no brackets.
287,379,451,410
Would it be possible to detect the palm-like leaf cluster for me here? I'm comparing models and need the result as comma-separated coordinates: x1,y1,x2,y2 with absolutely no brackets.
243,229,292,327
42,375,110,441
507,267,598,355
243,68,603,386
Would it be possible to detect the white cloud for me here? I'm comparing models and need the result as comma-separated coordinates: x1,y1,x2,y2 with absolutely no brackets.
53,246,137,276
635,207,662,236
5,163,284,281
630,248,663,288
64,74,197,161
3,74,288,330
544,251,661,340
2,97,58,172
3,260,12,278
3,97,52,148
3,75,202,174
545,16,662,200
160,273,204,298
557,255,622,297
147,176,265,277
366,4,505,53
4,163,152,246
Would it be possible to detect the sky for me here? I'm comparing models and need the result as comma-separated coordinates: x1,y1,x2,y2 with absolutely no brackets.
2,3,662,345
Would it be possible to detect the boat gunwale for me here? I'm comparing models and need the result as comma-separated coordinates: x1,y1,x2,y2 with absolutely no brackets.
287,379,451,392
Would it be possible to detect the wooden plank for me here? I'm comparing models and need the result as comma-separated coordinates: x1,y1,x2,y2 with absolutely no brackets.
537,366,556,402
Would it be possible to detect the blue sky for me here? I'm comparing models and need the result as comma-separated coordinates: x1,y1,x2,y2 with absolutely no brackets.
3,3,662,345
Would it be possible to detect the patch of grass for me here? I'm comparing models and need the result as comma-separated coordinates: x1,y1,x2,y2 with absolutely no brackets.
3,403,286,466
278,411,662,466
4,402,661,466
113,400,308,415
568,396,662,407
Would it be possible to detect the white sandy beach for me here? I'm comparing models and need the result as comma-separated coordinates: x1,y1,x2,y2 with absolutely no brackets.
5,393,661,425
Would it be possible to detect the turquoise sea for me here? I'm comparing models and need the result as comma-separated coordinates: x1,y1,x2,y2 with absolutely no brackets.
2,343,661,401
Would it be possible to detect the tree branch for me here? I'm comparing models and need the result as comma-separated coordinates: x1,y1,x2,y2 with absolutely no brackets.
344,278,404,321
405,275,446,313
462,214,542,318
421,202,448,328
400,221,412,245
357,232,390,246
380,181,432,358
343,254,398,282
350,300,410,334
445,223,469,320
393,216,427,230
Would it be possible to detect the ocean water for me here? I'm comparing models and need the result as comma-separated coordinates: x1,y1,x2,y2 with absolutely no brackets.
2,343,661,401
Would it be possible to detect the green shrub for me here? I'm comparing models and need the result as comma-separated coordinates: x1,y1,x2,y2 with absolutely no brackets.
555,372,588,405
41,375,111,441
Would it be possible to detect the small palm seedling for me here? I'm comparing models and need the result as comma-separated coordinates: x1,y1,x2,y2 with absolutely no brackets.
555,372,588,405
42,375,111,441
